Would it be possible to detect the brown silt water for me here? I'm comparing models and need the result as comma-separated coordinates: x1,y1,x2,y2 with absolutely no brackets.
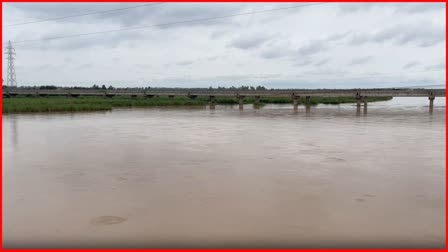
2,97,445,248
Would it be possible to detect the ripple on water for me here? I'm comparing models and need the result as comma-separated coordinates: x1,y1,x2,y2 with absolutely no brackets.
91,216,126,226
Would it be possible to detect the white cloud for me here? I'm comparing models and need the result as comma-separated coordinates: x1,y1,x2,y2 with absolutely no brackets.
2,2,446,88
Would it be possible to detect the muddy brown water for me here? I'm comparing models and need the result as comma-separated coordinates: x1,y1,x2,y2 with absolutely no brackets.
2,97,446,248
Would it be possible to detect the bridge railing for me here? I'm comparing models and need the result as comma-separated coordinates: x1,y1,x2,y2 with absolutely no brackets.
2,88,446,97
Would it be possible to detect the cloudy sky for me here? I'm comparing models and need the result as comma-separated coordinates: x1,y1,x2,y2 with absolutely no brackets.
2,2,446,88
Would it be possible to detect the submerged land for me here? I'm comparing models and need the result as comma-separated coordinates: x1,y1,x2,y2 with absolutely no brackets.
2,96,392,113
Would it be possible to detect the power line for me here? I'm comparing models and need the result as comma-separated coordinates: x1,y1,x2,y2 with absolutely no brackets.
3,2,165,27
3,3,328,45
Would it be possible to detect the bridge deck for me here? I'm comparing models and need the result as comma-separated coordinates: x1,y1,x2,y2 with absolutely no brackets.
2,88,446,98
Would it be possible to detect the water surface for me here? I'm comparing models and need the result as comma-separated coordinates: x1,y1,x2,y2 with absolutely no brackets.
3,97,446,248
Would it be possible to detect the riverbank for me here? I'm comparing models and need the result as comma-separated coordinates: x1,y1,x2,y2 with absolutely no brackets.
2,96,392,113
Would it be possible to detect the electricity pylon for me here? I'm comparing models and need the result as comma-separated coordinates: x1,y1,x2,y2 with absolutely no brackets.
5,41,17,87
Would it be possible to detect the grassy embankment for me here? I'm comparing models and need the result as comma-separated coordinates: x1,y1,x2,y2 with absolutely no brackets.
2,96,392,113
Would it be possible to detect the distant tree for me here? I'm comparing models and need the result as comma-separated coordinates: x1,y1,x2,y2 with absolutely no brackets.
250,86,255,91
39,85,57,90
101,85,107,90
92,84,99,89
209,86,213,90
108,85,114,90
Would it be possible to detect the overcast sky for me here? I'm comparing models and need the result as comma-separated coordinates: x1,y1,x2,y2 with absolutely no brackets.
2,2,446,88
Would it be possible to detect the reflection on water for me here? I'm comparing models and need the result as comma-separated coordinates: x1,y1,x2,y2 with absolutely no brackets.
2,97,446,248
11,115,18,149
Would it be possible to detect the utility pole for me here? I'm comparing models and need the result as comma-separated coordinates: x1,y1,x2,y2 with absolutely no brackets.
5,40,17,87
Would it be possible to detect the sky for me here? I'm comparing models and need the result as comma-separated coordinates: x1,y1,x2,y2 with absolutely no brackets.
2,2,446,88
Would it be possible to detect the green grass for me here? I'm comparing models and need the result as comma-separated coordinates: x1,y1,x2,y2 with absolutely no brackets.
2,96,393,113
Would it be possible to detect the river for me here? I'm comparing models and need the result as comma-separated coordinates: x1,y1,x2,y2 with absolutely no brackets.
2,97,446,248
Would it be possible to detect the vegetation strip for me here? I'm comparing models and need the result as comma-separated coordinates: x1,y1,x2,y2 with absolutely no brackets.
2,96,392,113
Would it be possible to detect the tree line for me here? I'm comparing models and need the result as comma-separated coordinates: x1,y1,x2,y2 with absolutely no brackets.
3,85,270,91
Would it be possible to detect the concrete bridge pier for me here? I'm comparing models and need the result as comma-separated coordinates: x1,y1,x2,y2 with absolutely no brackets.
254,96,261,109
238,96,245,110
209,95,216,109
305,96,311,105
429,92,435,113
355,93,361,116
355,93,363,115
293,96,301,110
361,96,368,115
304,96,311,115
145,95,154,99
168,95,175,99
361,96,367,106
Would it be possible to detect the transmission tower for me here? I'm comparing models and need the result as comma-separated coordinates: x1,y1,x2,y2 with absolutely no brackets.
5,40,17,87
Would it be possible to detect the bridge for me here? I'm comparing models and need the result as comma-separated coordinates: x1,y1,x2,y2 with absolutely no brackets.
3,88,445,112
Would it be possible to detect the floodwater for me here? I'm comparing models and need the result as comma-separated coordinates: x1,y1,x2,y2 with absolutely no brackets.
2,97,446,248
